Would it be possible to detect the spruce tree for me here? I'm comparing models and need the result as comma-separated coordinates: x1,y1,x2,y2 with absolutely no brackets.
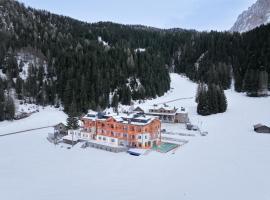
0,102,4,121
15,76,23,100
197,84,210,116
0,87,4,121
0,86,4,102
121,86,132,105
5,95,15,120
244,69,259,96
66,101,79,130
111,93,119,112
207,84,219,114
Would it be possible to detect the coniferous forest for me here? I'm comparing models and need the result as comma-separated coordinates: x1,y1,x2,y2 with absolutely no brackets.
0,0,269,118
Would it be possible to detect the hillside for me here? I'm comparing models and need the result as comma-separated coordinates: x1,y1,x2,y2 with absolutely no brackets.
1,73,270,200
0,0,269,117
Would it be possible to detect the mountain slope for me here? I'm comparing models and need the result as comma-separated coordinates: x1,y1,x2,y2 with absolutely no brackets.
0,0,269,116
231,0,270,33
0,0,172,112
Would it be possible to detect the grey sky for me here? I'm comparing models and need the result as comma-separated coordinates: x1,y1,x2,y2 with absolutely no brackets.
18,0,256,31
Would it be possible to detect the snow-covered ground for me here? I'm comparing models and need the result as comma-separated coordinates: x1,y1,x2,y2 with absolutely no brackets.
0,107,66,134
0,73,270,200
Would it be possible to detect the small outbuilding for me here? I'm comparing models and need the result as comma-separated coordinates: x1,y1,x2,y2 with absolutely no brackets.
133,106,145,113
54,123,67,135
254,124,270,133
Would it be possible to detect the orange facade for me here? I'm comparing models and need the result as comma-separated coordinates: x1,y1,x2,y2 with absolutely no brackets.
82,116,161,149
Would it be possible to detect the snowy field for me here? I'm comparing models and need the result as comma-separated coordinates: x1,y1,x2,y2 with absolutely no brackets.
0,73,270,200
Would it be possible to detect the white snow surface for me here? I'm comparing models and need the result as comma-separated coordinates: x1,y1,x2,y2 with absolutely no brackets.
135,48,146,53
0,107,66,134
0,69,7,79
16,52,48,81
98,36,109,47
0,73,270,200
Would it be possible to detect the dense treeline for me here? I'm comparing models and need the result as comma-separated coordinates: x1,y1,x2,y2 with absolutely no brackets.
173,29,270,94
0,0,269,117
196,83,227,116
0,0,171,114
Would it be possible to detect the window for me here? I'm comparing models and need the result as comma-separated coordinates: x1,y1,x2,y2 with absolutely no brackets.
145,135,147,139
103,137,106,141
111,139,115,142
98,136,102,140
138,135,142,139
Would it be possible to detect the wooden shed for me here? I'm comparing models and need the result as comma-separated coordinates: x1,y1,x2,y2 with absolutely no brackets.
133,106,145,113
254,124,270,133
54,123,67,135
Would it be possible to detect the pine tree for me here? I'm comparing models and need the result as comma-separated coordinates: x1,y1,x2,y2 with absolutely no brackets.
0,87,4,121
197,83,227,115
121,86,132,105
258,69,268,96
0,86,4,102
243,69,259,96
15,76,23,100
197,83,210,116
0,102,4,121
207,84,219,114
4,95,15,120
111,93,119,112
66,101,79,130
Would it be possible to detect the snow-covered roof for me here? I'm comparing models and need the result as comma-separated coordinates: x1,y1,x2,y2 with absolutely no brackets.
82,111,158,126
82,110,98,120
254,124,270,129
150,104,177,111
148,104,188,114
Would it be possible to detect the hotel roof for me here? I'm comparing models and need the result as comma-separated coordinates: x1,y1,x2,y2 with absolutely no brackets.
82,111,158,126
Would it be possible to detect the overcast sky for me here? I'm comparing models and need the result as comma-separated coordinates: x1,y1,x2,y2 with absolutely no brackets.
18,0,256,31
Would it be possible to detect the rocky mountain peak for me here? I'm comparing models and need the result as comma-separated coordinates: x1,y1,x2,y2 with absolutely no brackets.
231,0,270,33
